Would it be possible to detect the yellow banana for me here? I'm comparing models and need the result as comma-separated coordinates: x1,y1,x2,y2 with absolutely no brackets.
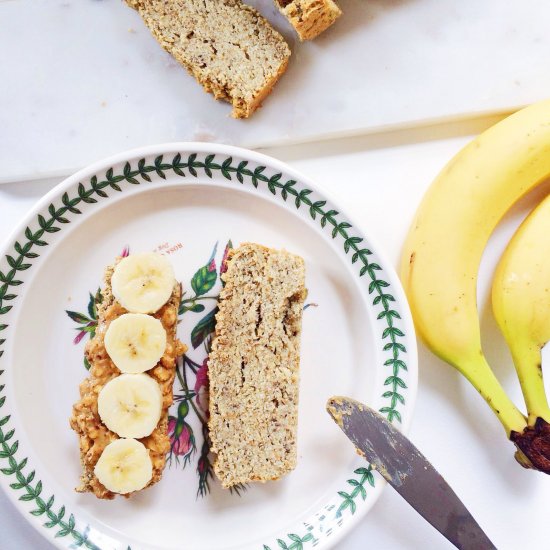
492,195,550,428
401,99,550,473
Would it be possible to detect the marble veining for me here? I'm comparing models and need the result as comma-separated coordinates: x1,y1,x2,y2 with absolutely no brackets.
1,0,550,181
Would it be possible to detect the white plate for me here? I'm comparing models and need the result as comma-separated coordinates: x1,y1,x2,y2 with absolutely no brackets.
0,143,417,550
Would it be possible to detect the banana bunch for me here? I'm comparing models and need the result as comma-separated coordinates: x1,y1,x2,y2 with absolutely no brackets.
401,100,550,473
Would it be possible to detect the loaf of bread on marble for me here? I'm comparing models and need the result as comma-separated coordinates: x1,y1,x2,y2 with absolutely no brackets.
208,243,307,487
126,0,291,118
274,0,342,40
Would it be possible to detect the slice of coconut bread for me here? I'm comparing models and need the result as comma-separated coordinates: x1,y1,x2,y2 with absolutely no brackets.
208,243,307,487
127,0,291,118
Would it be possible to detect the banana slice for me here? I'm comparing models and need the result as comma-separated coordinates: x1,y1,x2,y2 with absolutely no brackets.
111,252,175,314
94,438,153,494
105,313,166,374
98,374,163,438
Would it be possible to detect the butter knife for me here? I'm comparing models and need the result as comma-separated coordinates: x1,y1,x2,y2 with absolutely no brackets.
326,396,496,550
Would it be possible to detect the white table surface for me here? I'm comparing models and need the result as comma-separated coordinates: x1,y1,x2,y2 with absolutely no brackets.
1,115,550,549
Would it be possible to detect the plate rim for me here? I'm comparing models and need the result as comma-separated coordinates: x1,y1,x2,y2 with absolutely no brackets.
0,142,418,550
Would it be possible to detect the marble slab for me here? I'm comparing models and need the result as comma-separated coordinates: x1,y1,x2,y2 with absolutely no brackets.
1,0,550,182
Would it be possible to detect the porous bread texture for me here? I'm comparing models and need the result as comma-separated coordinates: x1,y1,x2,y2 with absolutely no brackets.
208,243,307,488
127,0,291,118
275,0,342,40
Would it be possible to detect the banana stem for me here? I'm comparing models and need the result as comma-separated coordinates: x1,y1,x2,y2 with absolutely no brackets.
511,343,550,427
510,417,550,473
456,356,526,436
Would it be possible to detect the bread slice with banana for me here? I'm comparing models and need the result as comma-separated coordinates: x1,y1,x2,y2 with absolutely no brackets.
70,252,187,499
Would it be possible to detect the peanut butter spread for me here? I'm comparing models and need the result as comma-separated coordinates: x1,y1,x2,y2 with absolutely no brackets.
70,262,186,499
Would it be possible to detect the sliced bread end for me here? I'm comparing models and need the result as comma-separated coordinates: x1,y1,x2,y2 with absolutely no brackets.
276,0,342,41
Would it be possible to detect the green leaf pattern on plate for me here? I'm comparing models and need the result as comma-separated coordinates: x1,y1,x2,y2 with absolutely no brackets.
190,244,218,297
190,307,218,350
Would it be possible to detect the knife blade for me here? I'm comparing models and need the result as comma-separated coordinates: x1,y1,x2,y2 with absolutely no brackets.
326,396,496,550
